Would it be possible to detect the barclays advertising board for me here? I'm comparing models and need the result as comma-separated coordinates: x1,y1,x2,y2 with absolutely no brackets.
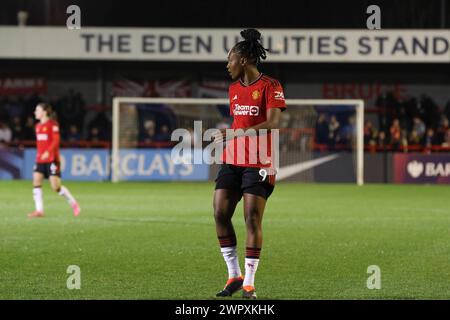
19,149,208,181
393,153,450,184
23,149,110,181
115,149,208,181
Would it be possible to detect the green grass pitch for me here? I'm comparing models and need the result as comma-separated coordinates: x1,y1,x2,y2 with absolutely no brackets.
1,180,449,299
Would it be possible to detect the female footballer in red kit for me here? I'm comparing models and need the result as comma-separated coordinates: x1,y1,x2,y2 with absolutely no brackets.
28,103,81,218
213,29,286,299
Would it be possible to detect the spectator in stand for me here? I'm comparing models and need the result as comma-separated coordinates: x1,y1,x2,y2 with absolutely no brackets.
389,118,402,151
364,120,375,145
401,129,409,151
328,115,340,148
423,128,437,148
23,116,36,141
11,116,24,142
412,116,426,140
67,125,81,143
154,124,171,142
443,129,450,147
436,117,449,146
370,130,378,146
0,121,12,146
315,113,329,145
341,116,356,147
408,129,421,145
366,128,379,152
141,119,156,143
90,111,112,141
377,131,386,149
88,127,101,143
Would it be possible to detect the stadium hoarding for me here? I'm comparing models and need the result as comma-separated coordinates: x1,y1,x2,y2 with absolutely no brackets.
1,27,450,62
0,149,380,183
23,149,110,181
393,153,450,184
1,149,449,183
19,149,208,181
0,149,24,179
115,149,208,181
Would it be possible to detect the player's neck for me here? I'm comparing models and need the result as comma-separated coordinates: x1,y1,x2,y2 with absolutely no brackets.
241,68,261,86
40,117,49,124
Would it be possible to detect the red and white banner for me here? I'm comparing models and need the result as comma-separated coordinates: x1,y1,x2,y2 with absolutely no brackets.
0,78,47,95
113,79,191,97
285,82,450,109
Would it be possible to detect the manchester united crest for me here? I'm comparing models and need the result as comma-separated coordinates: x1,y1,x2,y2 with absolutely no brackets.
251,90,261,100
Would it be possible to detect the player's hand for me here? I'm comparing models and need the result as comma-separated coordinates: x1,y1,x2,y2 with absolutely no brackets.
213,129,226,144
40,151,49,161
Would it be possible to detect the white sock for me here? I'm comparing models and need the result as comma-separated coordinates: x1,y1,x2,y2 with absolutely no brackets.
243,258,260,287
221,246,241,279
33,187,43,212
58,186,76,206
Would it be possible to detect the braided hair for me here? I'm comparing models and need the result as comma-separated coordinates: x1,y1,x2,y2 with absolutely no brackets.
232,28,268,65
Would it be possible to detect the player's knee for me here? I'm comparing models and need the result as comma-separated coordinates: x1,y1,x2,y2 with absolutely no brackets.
214,207,231,225
244,210,261,231
51,184,60,193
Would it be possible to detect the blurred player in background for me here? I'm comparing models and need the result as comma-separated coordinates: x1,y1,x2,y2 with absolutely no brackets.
213,28,286,299
28,103,81,218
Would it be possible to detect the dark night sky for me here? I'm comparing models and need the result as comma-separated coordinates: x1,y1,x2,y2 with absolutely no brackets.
0,0,448,28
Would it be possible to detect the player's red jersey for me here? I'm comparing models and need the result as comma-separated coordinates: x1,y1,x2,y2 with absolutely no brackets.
35,119,61,164
223,74,286,167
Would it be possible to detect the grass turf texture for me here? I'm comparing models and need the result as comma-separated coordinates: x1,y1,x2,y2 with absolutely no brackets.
0,181,449,299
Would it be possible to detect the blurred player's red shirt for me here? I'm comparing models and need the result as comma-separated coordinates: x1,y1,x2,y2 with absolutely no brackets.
223,74,286,167
35,120,61,164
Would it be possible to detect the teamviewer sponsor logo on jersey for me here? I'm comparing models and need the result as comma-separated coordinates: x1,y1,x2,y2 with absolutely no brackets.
233,104,259,116
37,133,48,141
249,106,259,116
